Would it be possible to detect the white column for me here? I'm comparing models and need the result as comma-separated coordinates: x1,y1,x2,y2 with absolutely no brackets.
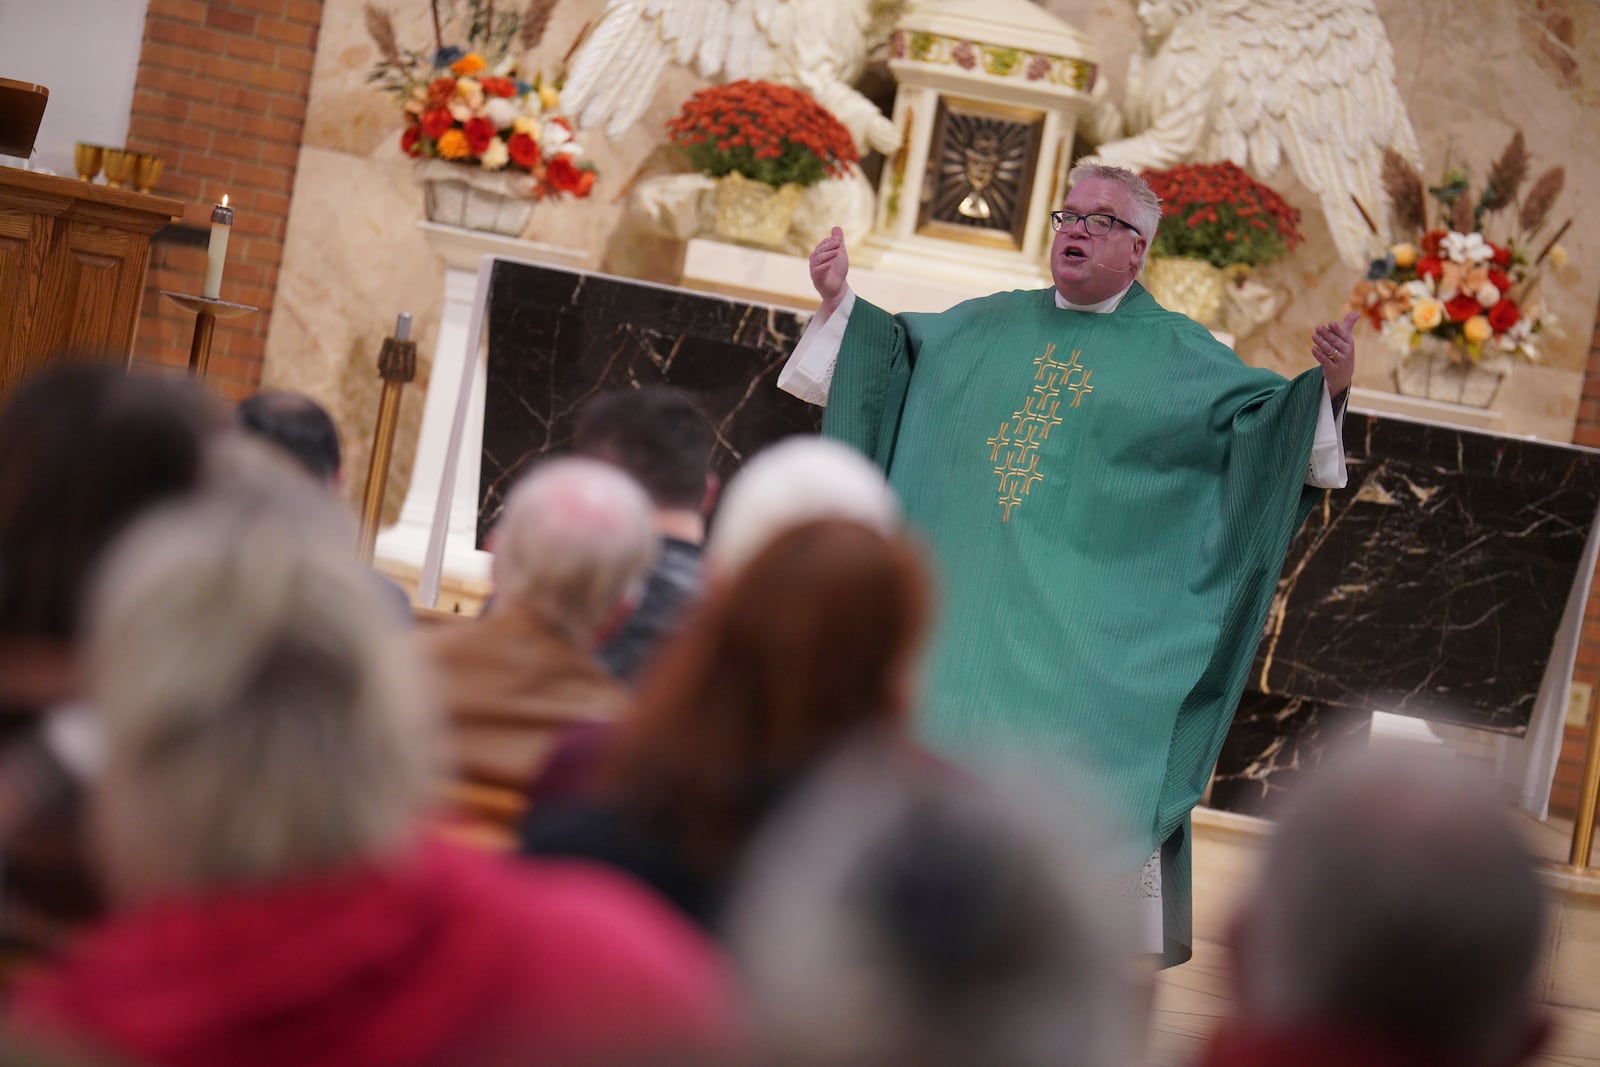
373,222,589,589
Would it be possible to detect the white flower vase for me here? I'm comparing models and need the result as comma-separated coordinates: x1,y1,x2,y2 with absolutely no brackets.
417,161,536,237
1393,333,1513,409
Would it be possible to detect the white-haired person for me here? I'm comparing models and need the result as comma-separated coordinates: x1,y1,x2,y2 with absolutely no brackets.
520,435,903,813
703,434,901,577
724,741,1144,1067
1203,750,1551,1067
7,474,734,1067
425,457,659,796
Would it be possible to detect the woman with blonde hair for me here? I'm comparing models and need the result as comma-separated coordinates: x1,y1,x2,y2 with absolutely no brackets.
8,475,733,1067
521,518,933,929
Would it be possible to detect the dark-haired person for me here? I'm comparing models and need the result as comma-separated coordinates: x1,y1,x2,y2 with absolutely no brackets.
0,362,226,936
573,387,717,683
236,389,343,486
519,519,931,930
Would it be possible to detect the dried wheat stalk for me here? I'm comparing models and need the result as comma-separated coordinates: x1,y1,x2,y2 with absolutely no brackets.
1478,130,1528,214
1381,147,1426,234
521,0,558,49
364,3,402,66
1519,166,1565,233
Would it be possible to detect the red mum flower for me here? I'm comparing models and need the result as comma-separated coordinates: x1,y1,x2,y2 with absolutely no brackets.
1488,299,1520,332
420,108,455,139
507,132,539,169
546,153,585,193
480,76,517,98
1444,294,1482,322
1419,229,1448,257
462,117,496,155
427,77,457,107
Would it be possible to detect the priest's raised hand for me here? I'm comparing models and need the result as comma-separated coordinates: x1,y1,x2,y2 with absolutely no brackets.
809,227,850,316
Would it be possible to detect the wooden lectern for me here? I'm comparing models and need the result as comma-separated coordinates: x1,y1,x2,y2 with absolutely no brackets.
0,166,182,398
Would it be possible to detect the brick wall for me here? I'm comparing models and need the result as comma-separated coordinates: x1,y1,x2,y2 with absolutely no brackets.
1556,299,1600,822
125,0,321,401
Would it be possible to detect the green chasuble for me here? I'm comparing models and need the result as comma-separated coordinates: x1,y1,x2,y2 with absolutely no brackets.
822,282,1324,966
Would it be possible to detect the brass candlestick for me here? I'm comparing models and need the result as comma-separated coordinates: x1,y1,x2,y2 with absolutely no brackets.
358,313,418,563
159,292,260,378
1570,707,1600,870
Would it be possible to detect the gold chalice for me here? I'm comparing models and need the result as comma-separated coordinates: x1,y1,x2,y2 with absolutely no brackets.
102,148,136,189
73,142,102,182
134,153,164,193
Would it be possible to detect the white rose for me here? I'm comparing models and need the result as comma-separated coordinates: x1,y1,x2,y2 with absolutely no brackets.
1474,282,1500,308
480,136,509,170
484,98,518,130
542,120,572,148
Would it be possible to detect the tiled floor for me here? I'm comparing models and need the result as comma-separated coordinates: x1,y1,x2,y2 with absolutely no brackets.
1144,809,1600,1067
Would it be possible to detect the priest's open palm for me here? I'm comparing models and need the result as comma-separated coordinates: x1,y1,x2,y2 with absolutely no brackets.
810,226,850,313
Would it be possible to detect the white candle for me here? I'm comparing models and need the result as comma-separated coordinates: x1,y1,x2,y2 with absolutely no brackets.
202,194,233,299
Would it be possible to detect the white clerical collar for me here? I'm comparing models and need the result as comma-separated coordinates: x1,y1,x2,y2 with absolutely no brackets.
1054,281,1135,315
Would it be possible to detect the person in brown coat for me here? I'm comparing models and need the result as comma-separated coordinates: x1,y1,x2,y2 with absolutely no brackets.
425,457,657,793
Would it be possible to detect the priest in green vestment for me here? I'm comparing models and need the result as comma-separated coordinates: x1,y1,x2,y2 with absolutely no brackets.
778,164,1359,967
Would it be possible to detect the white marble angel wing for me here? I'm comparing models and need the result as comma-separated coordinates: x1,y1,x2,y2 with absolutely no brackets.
1203,0,1420,266
561,0,792,141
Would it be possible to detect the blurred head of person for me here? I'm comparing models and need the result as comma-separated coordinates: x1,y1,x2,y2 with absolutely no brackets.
0,363,224,661
725,742,1143,1067
574,387,716,536
704,437,899,579
610,519,931,873
1224,750,1550,1067
84,465,438,902
235,389,343,487
490,457,659,645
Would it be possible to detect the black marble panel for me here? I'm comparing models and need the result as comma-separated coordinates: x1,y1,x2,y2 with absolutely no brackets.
1251,412,1600,735
478,261,821,544
1209,694,1372,817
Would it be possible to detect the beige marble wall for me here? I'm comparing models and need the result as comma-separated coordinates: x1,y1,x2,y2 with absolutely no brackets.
262,0,708,520
264,0,1600,521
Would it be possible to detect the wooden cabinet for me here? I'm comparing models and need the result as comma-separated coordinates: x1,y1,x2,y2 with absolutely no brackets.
0,167,181,398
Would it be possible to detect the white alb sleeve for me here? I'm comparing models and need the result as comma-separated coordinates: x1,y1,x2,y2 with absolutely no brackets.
1305,382,1349,489
777,289,857,407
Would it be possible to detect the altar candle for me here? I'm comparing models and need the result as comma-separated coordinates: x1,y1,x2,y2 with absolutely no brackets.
202,195,233,300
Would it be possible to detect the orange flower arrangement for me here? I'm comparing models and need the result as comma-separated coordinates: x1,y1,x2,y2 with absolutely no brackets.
1141,161,1303,269
666,80,859,188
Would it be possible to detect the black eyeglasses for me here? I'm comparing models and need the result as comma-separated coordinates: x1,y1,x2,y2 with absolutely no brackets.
1050,210,1142,237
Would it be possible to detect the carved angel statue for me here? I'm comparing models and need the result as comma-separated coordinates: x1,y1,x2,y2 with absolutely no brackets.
1082,0,1421,269
560,0,906,250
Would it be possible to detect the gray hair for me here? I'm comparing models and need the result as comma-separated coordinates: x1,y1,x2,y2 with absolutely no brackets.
87,474,439,901
706,437,900,577
1238,751,1548,1066
491,457,658,637
1068,162,1163,241
726,742,1142,1067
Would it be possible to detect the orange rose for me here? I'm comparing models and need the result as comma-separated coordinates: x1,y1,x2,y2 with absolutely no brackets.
436,128,471,160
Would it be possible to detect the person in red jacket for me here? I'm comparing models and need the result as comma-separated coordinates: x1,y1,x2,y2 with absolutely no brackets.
8,457,736,1067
